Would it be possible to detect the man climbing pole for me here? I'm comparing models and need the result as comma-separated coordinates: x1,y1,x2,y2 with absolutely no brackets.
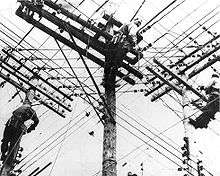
0,89,39,164
189,73,220,129
102,18,143,87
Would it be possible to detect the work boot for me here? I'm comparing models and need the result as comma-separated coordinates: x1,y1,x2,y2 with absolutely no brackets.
188,118,196,127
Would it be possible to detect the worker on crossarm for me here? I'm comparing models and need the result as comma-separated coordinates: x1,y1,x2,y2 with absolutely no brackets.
112,18,143,52
189,73,220,129
0,94,39,162
102,18,143,87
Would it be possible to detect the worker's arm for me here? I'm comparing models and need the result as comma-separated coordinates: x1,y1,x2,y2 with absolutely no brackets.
117,24,129,36
27,111,39,133
205,80,216,94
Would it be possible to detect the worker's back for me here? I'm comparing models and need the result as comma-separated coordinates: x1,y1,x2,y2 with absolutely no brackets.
7,104,38,130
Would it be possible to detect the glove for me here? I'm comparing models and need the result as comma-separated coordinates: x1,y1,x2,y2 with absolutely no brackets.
27,128,33,133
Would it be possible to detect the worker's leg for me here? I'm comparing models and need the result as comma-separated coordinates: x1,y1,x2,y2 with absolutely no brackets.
189,109,215,129
1,126,11,160
7,128,22,164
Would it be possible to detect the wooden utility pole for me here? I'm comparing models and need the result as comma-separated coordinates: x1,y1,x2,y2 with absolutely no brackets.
182,83,192,175
102,46,118,176
15,2,144,176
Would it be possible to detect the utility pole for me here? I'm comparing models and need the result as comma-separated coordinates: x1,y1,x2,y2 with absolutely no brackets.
15,2,143,176
102,46,118,176
182,82,192,175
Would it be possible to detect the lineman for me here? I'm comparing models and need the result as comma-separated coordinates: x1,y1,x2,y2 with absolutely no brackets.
112,18,143,52
189,73,220,128
0,93,39,162
102,18,143,87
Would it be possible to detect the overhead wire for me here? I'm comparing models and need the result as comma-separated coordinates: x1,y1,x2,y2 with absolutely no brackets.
47,110,75,176
130,0,146,22
17,108,96,172
19,112,97,174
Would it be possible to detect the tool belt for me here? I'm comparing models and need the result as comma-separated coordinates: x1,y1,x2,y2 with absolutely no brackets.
112,33,135,50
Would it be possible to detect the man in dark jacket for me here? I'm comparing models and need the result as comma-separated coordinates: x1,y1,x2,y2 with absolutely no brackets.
189,73,220,128
0,99,39,162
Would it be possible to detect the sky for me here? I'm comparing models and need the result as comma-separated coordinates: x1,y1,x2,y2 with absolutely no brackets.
0,0,220,176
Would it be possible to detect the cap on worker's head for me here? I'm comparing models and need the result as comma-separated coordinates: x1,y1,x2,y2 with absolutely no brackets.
212,73,219,78
22,94,32,107
23,99,31,107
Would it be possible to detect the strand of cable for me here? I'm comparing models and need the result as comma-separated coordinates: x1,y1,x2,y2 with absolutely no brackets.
19,113,96,174
134,15,220,99
117,108,192,164
116,121,196,176
17,102,94,167
135,0,207,53
0,28,100,108
121,91,220,174
21,114,188,176
17,91,184,174
55,38,104,124
18,89,214,176
112,1,218,91
120,91,200,163
141,0,187,35
139,0,216,52
120,101,182,147
138,3,219,71
106,80,214,174
0,24,90,96
47,110,75,176
130,0,146,22
0,2,96,91
151,12,219,62
140,6,220,69
18,114,95,172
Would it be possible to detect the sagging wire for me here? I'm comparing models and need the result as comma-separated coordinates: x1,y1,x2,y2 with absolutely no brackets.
108,0,214,93
116,122,196,176
117,108,213,175
17,86,183,175
19,112,96,174
136,5,220,90
55,38,104,123
140,0,187,35
0,24,81,95
121,104,181,149
0,28,99,107
138,0,177,33
17,104,94,167
47,107,76,176
11,0,90,88
140,1,219,64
